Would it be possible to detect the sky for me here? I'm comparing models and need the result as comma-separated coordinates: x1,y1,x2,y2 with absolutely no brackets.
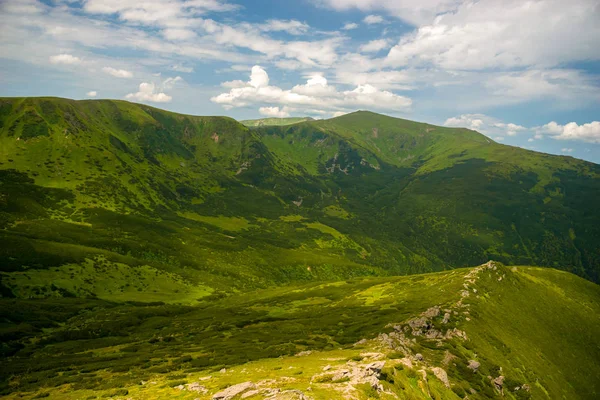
0,0,599,164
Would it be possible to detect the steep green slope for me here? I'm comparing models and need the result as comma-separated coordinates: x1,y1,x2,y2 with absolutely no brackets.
241,117,314,127
1,262,598,399
1,97,599,307
258,112,600,281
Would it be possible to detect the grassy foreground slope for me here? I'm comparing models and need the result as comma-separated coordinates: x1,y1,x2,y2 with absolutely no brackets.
1,262,598,399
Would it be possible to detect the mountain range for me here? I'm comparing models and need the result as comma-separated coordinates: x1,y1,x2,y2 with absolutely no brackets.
0,97,599,399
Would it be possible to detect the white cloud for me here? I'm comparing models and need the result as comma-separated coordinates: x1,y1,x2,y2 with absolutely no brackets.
198,19,342,67
537,121,600,144
162,76,183,89
444,114,528,141
444,114,486,131
342,22,358,30
86,91,97,97
485,69,599,102
385,0,600,70
170,65,194,73
49,54,81,65
126,82,172,103
561,148,574,153
249,66,269,88
162,28,196,40
335,70,414,90
314,0,460,25
492,122,526,136
359,39,390,53
258,20,309,35
259,106,291,118
102,67,133,78
445,114,600,145
363,15,384,24
83,0,239,27
212,65,412,116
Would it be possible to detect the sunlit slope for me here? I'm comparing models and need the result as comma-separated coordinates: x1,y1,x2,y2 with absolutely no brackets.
1,263,598,399
258,111,600,281
1,97,599,300
241,116,314,127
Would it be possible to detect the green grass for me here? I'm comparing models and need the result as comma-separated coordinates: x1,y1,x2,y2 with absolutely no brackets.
0,264,598,399
1,97,598,289
0,98,599,398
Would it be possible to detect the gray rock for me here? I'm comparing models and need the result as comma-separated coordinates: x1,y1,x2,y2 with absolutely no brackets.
212,382,255,400
415,353,424,361
431,367,450,388
187,382,208,393
467,360,480,372
365,361,385,374
493,375,505,391
442,312,451,324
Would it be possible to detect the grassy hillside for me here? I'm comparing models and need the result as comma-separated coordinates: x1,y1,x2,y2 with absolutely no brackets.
0,97,599,307
1,262,598,399
241,117,314,127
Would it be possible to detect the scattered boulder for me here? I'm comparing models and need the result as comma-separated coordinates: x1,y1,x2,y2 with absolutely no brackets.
431,367,450,388
422,306,441,318
213,382,256,400
493,376,505,392
187,382,208,393
415,353,424,361
467,360,480,372
442,312,451,324
399,357,413,369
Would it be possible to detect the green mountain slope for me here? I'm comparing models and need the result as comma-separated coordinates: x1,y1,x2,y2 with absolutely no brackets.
0,97,599,306
241,117,314,127
1,262,598,399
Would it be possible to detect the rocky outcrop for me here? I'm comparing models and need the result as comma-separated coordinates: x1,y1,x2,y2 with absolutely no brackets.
212,382,255,400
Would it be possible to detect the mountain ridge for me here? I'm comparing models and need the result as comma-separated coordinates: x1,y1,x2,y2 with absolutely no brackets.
1,96,599,292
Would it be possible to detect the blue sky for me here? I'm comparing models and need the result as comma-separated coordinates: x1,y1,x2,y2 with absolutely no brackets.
1,0,599,163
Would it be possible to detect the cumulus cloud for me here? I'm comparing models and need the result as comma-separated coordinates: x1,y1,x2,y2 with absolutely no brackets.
492,122,527,136
444,114,527,141
126,82,172,103
49,54,81,65
102,67,133,78
561,148,574,153
359,39,390,53
536,121,600,144
211,65,412,116
86,91,97,97
446,114,600,145
342,22,359,30
385,0,600,70
259,106,291,118
363,15,384,24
